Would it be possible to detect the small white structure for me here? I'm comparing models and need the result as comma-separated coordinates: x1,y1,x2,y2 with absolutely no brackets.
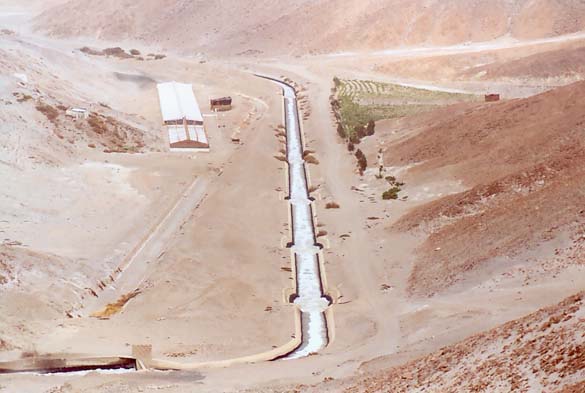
156,82,208,150
66,107,89,120
13,73,28,84
167,124,208,146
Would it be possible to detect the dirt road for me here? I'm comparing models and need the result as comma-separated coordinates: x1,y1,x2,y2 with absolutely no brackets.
78,175,210,317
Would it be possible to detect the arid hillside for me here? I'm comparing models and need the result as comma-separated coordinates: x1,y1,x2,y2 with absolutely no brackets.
464,44,585,80
36,0,585,55
0,21,296,368
325,291,585,392
0,30,161,350
374,39,585,84
380,81,585,297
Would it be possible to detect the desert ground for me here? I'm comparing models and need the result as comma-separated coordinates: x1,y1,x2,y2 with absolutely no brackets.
1,1,584,392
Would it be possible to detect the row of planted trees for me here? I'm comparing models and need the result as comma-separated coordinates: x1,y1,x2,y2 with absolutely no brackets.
330,78,406,200
331,79,376,176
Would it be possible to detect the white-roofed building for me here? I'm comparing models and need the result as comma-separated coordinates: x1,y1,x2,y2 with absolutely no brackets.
167,125,208,148
157,82,209,150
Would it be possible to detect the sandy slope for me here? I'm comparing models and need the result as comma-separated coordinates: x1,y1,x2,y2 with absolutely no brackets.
35,0,585,55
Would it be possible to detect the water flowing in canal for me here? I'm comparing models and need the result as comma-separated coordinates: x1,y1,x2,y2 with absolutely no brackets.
268,78,330,359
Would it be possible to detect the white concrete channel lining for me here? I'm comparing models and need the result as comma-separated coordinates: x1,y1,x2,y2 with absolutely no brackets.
269,77,331,359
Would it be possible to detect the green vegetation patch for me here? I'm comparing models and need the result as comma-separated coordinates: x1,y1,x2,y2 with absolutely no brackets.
382,176,406,200
334,78,479,138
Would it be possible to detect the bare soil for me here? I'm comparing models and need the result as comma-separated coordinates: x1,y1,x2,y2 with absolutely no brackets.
1,1,585,392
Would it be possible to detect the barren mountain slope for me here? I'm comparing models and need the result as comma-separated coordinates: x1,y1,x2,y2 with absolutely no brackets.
380,81,585,297
36,0,585,55
463,44,585,80
0,31,162,350
374,38,585,83
322,291,585,392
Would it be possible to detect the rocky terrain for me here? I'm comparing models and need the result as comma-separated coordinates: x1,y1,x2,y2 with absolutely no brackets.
379,81,585,297
316,291,585,392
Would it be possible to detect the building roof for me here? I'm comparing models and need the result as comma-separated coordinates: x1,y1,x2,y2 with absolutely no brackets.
168,125,208,147
211,96,232,102
157,82,203,123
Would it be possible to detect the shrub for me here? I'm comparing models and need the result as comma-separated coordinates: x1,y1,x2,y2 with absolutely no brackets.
308,184,320,193
88,114,107,134
355,125,366,139
382,186,401,200
366,120,375,136
129,49,141,56
103,47,132,59
304,154,319,165
349,133,360,144
385,176,405,187
35,103,59,123
325,202,340,209
336,123,346,139
333,76,341,88
347,142,355,152
79,46,103,56
355,149,367,174
16,94,32,103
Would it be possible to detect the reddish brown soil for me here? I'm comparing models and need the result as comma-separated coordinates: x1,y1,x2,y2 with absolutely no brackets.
385,81,585,296
29,97,148,153
555,380,585,393
340,292,585,393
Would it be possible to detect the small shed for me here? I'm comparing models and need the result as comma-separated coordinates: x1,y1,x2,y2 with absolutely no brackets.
66,108,89,120
485,94,500,102
210,96,232,112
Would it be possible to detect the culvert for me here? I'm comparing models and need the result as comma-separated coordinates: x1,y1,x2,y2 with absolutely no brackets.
0,357,137,375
